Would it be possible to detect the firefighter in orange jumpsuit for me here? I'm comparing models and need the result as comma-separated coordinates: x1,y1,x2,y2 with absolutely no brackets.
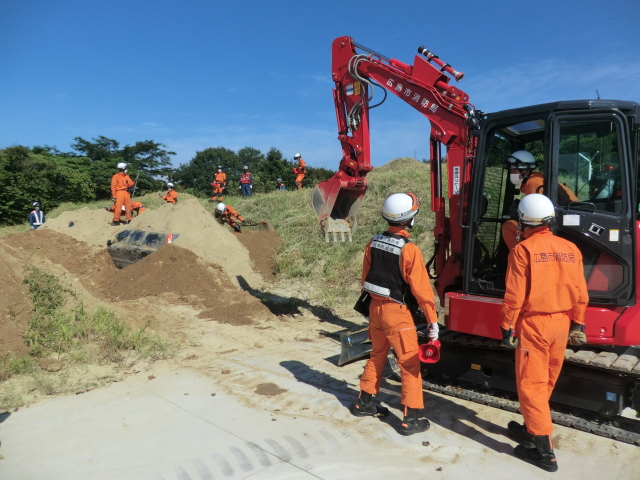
214,202,246,233
161,183,178,204
107,201,145,217
110,163,136,226
293,153,306,190
502,151,578,250
501,193,588,472
211,166,227,201
352,193,439,436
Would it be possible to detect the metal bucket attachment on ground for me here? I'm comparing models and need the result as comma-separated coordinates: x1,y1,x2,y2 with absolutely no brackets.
107,229,180,268
312,176,366,242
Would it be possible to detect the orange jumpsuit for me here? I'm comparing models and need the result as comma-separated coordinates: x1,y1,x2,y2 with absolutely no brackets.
502,226,588,436
359,226,439,409
502,174,579,249
108,201,145,216
110,172,136,222
211,172,227,201
294,158,306,189
216,205,244,230
162,189,178,204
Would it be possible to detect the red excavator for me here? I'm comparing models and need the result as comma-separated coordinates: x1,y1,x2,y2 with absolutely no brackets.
313,36,640,444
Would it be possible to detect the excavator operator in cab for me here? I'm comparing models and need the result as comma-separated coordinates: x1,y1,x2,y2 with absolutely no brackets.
352,193,439,436
502,150,578,250
214,202,246,233
501,194,588,472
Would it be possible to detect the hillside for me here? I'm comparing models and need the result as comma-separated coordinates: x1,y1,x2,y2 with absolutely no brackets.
231,157,434,304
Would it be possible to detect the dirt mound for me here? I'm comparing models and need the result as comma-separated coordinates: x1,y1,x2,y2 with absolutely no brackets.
236,230,282,280
1,230,273,331
42,198,262,289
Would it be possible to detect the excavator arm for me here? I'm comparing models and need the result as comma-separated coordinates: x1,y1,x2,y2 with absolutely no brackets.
313,36,478,291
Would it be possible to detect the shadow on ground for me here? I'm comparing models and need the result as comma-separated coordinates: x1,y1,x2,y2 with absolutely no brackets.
280,357,514,454
237,275,365,333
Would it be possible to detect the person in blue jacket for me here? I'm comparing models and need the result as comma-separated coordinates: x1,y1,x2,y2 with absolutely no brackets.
29,202,46,230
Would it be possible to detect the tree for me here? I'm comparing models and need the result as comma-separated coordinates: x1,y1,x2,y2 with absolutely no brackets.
70,136,175,199
173,147,239,197
0,146,94,225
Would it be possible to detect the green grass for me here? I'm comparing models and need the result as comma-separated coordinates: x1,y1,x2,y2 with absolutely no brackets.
21,267,172,362
229,158,435,305
0,267,174,390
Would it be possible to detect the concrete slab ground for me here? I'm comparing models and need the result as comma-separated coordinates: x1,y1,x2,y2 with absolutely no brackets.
1,359,638,480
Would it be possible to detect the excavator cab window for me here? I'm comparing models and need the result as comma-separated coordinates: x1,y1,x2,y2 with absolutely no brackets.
466,117,546,295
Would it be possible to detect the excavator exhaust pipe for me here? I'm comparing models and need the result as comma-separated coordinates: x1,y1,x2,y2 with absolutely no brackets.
312,176,366,242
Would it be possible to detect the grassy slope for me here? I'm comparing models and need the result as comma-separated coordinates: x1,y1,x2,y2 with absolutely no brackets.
232,157,434,306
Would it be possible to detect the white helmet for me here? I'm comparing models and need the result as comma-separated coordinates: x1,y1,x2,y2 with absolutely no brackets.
382,193,421,224
294,153,301,159
243,165,248,170
505,150,536,170
117,162,127,170
167,182,174,188
277,178,282,182
216,203,226,212
518,193,555,226
32,201,40,207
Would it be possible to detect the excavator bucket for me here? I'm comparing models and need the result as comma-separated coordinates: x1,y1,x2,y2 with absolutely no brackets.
312,177,366,242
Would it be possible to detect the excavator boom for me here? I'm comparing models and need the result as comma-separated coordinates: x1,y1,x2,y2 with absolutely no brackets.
314,36,474,256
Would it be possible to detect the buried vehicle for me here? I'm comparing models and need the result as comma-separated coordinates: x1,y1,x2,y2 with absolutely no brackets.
107,229,180,268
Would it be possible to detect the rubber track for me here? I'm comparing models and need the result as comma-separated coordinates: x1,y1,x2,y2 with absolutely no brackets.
387,333,640,446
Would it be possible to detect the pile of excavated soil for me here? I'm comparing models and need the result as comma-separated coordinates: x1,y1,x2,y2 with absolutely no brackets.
1,230,273,336
236,230,282,280
41,198,262,289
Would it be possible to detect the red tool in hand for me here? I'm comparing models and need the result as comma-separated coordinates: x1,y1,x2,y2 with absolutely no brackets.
418,340,441,363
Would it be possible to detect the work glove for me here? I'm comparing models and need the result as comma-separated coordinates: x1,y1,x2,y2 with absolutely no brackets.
501,327,519,348
428,322,439,341
239,185,242,190
250,185,252,189
568,322,587,346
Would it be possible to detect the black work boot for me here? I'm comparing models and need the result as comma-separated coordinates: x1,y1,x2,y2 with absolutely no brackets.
508,421,535,448
514,434,558,472
110,221,120,226
352,391,377,417
399,407,430,435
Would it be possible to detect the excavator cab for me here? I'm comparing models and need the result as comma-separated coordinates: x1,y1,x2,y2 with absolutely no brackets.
459,100,638,340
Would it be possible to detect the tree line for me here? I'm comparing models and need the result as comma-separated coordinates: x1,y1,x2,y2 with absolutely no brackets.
0,136,334,225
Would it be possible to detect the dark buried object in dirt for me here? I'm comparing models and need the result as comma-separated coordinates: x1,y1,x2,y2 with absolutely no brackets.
106,229,180,268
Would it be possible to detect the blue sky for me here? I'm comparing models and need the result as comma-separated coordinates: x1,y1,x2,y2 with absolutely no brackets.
1,0,639,169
